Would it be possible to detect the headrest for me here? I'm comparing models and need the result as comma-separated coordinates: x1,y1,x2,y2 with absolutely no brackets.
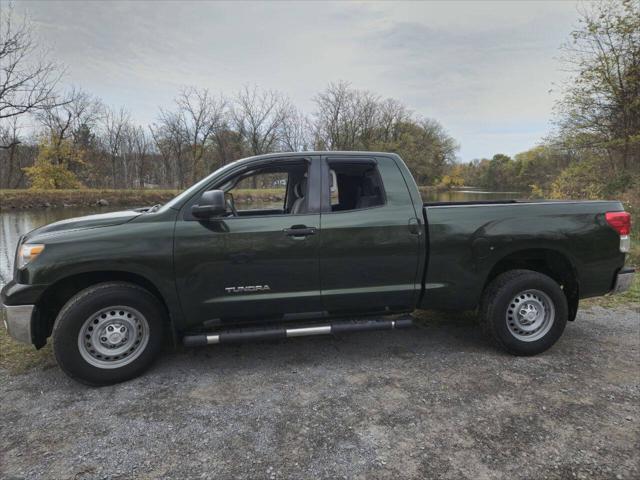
361,175,376,196
294,178,306,199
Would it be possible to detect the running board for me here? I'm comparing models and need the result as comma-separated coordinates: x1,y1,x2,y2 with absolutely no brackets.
182,317,413,347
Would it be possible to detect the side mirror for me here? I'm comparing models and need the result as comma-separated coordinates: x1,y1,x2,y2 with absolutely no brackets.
191,190,226,218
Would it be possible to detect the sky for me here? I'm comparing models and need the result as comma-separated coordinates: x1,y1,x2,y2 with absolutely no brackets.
13,0,582,161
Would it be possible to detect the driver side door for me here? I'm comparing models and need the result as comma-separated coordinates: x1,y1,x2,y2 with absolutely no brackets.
173,157,322,330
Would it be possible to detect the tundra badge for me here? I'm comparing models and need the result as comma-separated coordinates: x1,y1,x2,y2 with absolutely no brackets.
225,285,271,294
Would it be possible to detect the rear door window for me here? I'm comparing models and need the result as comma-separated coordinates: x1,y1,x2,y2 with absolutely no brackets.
327,162,386,212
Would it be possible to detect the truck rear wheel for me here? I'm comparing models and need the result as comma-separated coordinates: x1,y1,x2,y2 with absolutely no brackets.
480,269,568,356
52,282,165,386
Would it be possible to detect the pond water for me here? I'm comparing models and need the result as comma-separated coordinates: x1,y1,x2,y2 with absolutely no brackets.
422,187,525,203
0,189,523,286
1,207,119,286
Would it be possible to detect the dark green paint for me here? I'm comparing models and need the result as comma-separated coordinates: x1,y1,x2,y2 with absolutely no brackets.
318,155,422,313
1,152,628,342
421,201,625,310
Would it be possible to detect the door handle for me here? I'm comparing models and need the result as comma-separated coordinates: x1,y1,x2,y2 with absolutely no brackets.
284,226,317,237
408,218,422,236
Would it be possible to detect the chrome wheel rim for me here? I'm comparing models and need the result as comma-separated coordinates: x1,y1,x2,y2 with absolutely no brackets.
78,306,149,369
506,289,555,342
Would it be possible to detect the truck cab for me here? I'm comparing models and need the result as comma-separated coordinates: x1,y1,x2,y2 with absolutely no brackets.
172,153,423,328
1,152,633,385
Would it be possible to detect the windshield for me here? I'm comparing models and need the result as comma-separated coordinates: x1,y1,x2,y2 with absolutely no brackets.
159,160,244,211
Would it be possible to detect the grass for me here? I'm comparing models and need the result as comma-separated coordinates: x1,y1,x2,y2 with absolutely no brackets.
0,311,54,374
583,239,639,309
582,275,639,309
231,188,285,197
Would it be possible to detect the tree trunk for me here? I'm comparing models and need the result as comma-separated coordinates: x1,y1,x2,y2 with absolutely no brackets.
112,157,117,189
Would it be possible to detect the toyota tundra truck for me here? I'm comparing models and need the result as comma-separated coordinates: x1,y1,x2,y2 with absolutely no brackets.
1,152,634,385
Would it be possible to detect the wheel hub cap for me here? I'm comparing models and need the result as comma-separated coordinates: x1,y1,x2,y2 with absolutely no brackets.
103,323,128,345
78,306,150,369
506,290,555,342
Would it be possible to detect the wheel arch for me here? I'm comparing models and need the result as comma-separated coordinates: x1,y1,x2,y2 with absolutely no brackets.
34,271,177,347
483,248,580,321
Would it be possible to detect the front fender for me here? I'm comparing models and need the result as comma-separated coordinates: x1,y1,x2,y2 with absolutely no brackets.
13,209,185,331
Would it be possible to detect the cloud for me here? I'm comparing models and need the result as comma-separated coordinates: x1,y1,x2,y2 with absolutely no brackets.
15,0,579,160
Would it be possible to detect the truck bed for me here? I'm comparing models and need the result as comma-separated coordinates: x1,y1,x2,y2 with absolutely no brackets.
420,199,627,311
423,199,519,207
422,199,623,207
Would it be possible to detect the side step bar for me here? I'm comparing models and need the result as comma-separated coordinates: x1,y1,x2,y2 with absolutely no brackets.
182,317,413,347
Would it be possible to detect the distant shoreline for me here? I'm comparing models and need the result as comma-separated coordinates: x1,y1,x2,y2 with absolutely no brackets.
0,186,454,211
0,189,286,211
0,189,180,211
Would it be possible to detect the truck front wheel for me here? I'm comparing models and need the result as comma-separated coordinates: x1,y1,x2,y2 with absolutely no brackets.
480,269,568,355
52,282,165,386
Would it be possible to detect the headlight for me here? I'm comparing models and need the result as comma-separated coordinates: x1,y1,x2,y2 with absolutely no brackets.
16,244,45,269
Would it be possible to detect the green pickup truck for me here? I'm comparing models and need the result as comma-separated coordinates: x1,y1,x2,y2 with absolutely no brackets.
1,152,634,385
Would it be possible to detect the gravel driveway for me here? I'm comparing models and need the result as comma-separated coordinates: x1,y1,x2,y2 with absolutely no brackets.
1,305,639,480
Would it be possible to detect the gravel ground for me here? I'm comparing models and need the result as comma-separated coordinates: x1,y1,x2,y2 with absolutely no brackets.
1,305,639,480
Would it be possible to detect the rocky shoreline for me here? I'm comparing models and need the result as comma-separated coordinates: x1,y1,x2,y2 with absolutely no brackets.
1,188,443,211
0,190,179,211
0,189,285,211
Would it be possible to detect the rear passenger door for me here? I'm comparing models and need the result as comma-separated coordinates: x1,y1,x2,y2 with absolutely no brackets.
319,156,422,314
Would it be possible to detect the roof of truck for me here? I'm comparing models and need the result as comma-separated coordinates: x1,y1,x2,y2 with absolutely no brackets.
238,151,398,162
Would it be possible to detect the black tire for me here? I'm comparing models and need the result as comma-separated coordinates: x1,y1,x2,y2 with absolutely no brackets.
52,282,165,386
480,269,568,356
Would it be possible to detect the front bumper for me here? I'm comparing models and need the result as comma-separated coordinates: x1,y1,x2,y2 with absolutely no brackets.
611,267,635,295
2,303,34,344
1,280,45,346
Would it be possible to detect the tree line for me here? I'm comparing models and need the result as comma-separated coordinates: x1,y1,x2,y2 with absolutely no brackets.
454,0,639,200
1,0,638,199
0,5,458,190
0,82,459,190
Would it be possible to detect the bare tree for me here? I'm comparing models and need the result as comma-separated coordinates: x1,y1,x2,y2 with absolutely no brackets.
280,106,311,152
233,85,292,156
312,82,458,183
37,88,103,147
212,123,244,167
151,110,189,188
148,124,172,187
312,81,352,149
118,124,152,188
100,106,130,188
0,4,64,129
312,81,383,150
377,98,411,143
176,86,226,183
130,125,151,188
351,89,381,150
0,116,28,187
232,86,293,187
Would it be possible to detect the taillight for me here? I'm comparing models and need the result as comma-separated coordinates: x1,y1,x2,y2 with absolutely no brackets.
606,211,631,235
606,211,631,253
